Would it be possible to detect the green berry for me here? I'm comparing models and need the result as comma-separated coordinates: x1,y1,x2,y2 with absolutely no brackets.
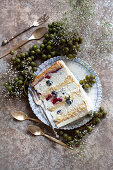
52,28,56,32
27,57,32,62
30,62,37,67
75,42,79,48
25,52,29,57
44,34,49,39
49,28,52,33
103,111,107,117
67,136,72,141
40,43,44,48
68,40,73,46
95,118,100,124
50,34,54,39
43,39,47,44
75,37,79,42
48,24,52,28
79,80,83,85
64,47,69,54
14,77,18,82
8,81,11,84
21,61,25,65
72,45,76,50
47,45,52,51
19,75,24,81
11,57,15,61
93,111,99,117
47,41,52,45
92,79,96,84
10,50,14,55
32,45,37,50
51,51,56,56
68,54,74,59
31,56,35,60
48,55,51,58
20,53,25,58
87,126,93,132
33,67,37,72
17,54,21,58
4,82,9,87
36,49,41,54
61,39,66,43
63,133,68,139
8,86,13,91
84,84,89,89
18,80,23,85
85,75,90,80
78,37,83,44
42,54,47,59
90,74,95,79
78,133,83,139
16,58,20,63
83,79,87,84
98,112,103,118
75,130,80,135
31,50,35,55
59,131,64,136
99,107,104,112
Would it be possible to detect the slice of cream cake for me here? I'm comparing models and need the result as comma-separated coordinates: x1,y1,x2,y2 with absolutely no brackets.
31,60,94,128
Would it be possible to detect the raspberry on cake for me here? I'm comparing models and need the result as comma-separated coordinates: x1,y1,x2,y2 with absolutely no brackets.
31,60,94,128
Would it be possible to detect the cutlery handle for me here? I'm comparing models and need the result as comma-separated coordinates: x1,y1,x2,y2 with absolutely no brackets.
0,39,29,59
28,117,42,123
1,25,33,46
43,133,72,149
41,106,59,138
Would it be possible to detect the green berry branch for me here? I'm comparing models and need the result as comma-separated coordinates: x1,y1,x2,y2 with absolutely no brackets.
79,74,96,90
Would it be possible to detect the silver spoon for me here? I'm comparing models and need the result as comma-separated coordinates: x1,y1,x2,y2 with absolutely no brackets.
0,27,47,59
28,125,73,149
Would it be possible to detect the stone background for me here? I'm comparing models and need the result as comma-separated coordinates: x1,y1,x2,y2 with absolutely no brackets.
0,0,113,170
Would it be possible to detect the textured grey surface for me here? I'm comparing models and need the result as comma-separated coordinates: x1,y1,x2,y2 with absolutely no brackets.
0,0,113,170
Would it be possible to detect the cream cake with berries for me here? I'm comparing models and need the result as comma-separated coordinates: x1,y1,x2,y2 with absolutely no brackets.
31,60,94,128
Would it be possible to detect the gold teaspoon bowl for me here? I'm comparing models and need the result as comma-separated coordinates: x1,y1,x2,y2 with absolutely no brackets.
11,111,42,123
28,125,73,149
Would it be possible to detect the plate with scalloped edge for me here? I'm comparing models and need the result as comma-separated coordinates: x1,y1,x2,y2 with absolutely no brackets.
28,56,102,130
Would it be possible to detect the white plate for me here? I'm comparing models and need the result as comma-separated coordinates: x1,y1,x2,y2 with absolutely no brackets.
28,56,102,130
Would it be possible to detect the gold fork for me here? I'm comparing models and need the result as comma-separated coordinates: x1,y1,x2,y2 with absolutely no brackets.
1,14,49,46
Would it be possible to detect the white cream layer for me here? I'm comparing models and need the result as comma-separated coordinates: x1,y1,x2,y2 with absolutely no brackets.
34,68,68,94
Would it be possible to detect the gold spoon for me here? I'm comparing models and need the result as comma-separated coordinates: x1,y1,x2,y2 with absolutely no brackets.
11,111,42,123
0,27,47,59
28,125,73,149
